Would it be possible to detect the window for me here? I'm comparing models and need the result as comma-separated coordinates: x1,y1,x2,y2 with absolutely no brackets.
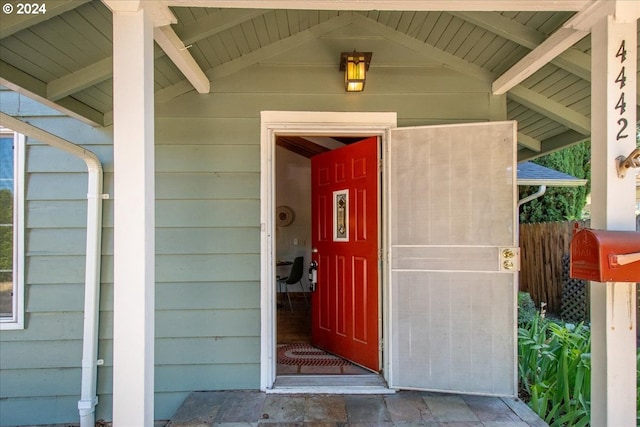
0,128,24,329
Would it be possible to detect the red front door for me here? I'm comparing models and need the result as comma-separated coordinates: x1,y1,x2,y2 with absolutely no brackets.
310,136,379,372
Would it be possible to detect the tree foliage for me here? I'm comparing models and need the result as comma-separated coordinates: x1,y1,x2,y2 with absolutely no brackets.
519,141,591,224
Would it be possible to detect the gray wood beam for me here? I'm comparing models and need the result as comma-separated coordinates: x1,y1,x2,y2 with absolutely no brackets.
156,13,355,103
450,11,591,82
154,24,210,93
491,1,634,95
167,0,590,12
517,131,541,152
0,60,104,126
518,129,589,161
450,11,544,49
47,57,113,101
352,13,494,84
43,8,262,101
493,27,589,94
553,48,592,82
451,11,638,105
355,12,597,141
211,13,353,79
176,9,269,45
509,85,590,135
45,45,166,103
154,81,194,105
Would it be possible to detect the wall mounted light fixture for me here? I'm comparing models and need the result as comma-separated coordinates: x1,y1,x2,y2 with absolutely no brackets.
339,51,372,92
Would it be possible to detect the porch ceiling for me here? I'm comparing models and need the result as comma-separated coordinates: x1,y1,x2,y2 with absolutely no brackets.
0,1,638,160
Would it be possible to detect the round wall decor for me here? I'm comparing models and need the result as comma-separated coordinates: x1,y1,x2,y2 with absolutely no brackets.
276,205,295,227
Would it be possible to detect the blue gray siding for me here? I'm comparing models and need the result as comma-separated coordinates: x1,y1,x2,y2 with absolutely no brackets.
0,19,503,425
0,91,114,425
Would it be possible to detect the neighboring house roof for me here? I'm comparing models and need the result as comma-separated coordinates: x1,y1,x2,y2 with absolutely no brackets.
0,1,633,161
517,161,587,187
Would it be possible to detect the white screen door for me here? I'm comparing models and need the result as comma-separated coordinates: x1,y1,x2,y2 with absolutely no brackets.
388,121,518,396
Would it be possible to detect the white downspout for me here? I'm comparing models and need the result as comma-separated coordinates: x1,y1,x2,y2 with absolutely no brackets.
0,113,105,427
518,185,546,208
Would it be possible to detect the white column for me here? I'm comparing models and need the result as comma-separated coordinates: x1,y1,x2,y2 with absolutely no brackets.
589,3,637,426
111,5,155,426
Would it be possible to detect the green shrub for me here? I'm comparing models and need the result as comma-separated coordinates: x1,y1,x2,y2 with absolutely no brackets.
518,313,591,426
519,141,590,224
519,311,640,426
518,292,537,326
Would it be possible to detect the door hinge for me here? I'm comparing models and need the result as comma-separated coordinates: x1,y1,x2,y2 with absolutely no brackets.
378,159,383,171
379,338,384,351
378,248,384,261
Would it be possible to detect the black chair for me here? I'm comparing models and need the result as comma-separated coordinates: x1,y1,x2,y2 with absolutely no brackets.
277,256,308,311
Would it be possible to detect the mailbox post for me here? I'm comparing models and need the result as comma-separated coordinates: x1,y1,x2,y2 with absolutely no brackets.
570,228,640,427
587,2,638,425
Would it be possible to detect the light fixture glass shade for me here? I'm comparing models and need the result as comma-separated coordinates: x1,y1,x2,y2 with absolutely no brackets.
340,52,371,92
345,54,366,92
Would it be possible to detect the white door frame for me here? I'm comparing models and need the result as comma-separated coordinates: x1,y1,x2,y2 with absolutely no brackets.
259,111,397,390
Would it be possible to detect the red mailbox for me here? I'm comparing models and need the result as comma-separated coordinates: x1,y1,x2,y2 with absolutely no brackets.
570,228,640,282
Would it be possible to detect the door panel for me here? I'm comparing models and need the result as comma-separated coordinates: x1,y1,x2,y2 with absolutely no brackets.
389,122,517,395
311,136,379,372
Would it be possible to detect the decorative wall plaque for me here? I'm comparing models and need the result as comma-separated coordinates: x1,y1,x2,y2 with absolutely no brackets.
276,205,295,227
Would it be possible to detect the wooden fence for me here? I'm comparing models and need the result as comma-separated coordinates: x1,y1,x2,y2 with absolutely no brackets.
519,220,589,314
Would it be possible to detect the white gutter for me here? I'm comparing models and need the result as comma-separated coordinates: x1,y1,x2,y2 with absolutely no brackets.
517,179,588,187
0,113,106,427
518,185,547,208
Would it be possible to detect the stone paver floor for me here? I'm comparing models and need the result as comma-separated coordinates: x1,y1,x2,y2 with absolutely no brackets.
165,390,548,427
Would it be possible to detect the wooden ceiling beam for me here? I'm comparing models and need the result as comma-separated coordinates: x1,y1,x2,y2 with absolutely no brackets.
47,57,113,101
156,13,354,103
332,137,366,145
451,11,591,82
166,1,590,12
277,136,330,158
491,0,639,95
509,85,590,135
48,4,254,101
0,60,105,127
353,14,494,84
492,27,589,95
154,24,211,93
517,132,542,152
106,3,212,94
176,9,269,46
518,129,589,161
210,13,353,80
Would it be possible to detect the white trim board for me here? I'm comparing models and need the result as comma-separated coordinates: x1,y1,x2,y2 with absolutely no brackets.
259,111,397,391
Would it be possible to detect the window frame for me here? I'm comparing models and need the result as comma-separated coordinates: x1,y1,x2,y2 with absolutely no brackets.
0,129,25,330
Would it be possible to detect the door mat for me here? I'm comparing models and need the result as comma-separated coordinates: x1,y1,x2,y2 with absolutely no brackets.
277,343,353,366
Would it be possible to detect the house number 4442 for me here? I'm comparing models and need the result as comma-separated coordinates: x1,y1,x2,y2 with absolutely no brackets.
614,39,629,141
